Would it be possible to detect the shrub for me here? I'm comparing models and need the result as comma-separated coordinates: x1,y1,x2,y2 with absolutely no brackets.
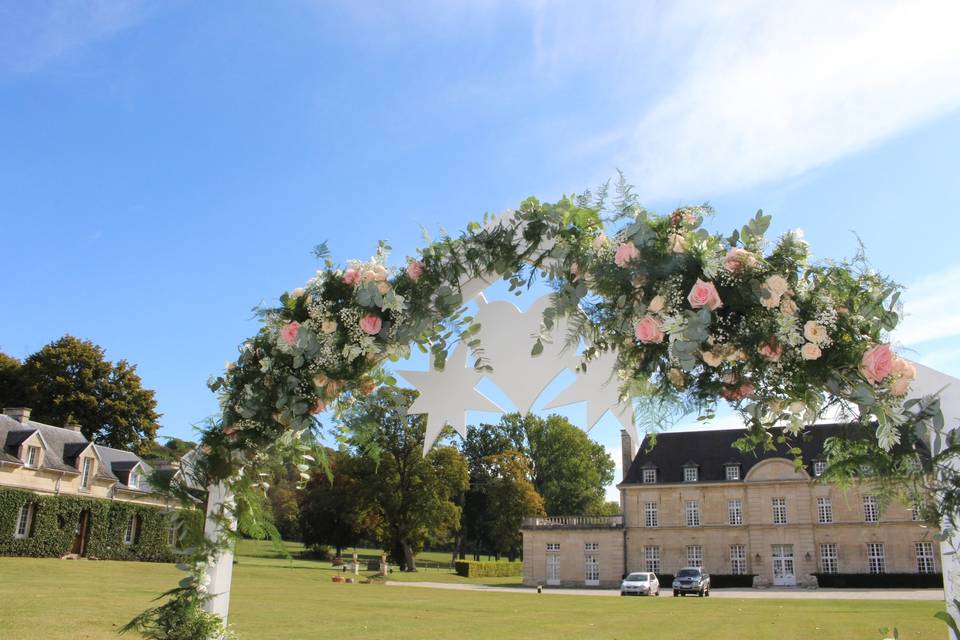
0,487,198,562
814,573,943,588
454,560,523,578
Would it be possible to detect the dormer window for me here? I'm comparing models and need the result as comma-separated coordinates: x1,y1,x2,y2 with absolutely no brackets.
129,468,143,490
813,461,827,477
80,458,94,490
725,464,740,481
25,446,40,468
642,468,657,484
683,466,698,482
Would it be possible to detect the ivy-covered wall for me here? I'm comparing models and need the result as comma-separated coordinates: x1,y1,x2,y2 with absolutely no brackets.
0,487,195,562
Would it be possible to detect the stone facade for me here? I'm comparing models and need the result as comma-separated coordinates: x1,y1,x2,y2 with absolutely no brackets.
522,426,937,588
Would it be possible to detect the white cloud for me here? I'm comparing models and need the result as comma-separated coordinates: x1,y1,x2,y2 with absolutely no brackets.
619,0,960,199
895,265,960,347
0,0,150,73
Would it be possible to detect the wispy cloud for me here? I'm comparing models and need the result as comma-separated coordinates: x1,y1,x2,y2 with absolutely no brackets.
609,1,960,199
895,265,960,347
0,0,150,74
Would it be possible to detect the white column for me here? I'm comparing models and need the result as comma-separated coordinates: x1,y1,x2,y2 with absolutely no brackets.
201,482,236,629
909,362,960,639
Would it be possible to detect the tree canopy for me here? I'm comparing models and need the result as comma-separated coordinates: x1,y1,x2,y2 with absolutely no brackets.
3,336,160,453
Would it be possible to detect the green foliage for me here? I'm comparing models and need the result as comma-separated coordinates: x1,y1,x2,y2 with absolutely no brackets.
0,487,194,562
12,336,160,453
454,560,523,578
299,450,371,555
341,387,469,571
478,451,545,559
0,351,25,409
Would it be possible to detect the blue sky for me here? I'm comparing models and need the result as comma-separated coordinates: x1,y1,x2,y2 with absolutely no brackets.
3,1,960,496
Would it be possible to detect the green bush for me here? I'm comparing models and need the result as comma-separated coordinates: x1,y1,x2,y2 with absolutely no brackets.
0,487,198,562
814,573,943,588
454,560,523,578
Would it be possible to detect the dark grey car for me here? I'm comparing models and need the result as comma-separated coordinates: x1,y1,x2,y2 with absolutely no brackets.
672,567,710,596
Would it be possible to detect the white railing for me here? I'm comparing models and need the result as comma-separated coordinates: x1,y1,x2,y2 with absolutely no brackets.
521,515,623,528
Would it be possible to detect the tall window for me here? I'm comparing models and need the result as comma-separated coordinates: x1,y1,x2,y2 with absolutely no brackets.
730,544,746,575
813,461,827,477
686,545,703,568
725,465,740,481
863,496,879,523
817,497,833,524
867,543,885,574
80,458,93,490
728,499,743,526
642,468,657,484
584,543,599,585
819,543,838,574
916,542,936,574
683,466,698,482
546,544,560,584
124,515,139,545
644,546,661,574
644,502,659,528
15,503,34,539
772,497,787,525
25,446,40,468
686,500,701,527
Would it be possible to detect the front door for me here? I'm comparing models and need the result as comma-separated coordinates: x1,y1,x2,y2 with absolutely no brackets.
546,553,560,585
71,510,91,556
771,544,796,586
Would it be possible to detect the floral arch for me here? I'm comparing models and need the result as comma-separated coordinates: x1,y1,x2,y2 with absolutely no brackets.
126,184,949,639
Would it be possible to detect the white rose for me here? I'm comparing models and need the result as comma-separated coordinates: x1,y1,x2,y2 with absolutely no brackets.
789,400,806,414
292,287,305,298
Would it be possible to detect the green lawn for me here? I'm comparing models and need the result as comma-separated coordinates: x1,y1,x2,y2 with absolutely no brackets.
0,541,945,640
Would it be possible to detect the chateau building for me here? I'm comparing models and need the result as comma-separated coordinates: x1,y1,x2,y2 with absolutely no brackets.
0,407,180,559
521,424,937,588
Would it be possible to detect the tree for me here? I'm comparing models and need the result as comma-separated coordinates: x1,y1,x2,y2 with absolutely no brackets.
17,336,160,453
0,352,25,409
343,387,469,571
481,413,615,516
481,450,545,560
299,450,372,556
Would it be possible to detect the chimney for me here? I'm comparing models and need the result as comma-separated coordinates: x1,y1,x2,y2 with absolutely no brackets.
620,429,637,481
3,407,32,424
65,424,83,433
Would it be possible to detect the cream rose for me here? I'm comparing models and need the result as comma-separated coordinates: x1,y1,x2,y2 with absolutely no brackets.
803,321,828,345
648,295,665,314
891,377,912,396
377,281,391,295
764,274,790,297
800,342,822,360
667,368,685,388
668,233,688,253
701,350,723,367
592,234,610,251
321,319,338,334
780,298,798,316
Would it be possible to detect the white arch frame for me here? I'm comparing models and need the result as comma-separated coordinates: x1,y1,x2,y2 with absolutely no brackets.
198,210,960,638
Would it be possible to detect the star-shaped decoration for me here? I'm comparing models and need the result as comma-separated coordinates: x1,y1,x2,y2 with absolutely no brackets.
474,294,581,414
397,342,505,453
542,350,638,447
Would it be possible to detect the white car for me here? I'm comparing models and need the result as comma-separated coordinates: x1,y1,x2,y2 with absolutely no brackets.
620,572,660,596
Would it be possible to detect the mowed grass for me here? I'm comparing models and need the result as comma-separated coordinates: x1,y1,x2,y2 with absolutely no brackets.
0,541,944,640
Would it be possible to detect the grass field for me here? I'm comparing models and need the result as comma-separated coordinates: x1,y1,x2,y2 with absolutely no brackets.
0,540,945,640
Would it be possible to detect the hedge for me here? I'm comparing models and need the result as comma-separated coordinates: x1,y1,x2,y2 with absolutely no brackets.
636,573,754,588
455,560,523,578
814,573,943,588
0,487,200,562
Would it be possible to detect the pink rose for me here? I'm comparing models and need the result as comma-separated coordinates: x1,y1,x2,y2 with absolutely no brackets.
723,248,757,274
861,343,894,384
614,242,640,267
634,315,665,344
687,279,723,311
406,259,425,282
758,341,782,362
281,321,300,346
359,314,382,335
343,268,360,286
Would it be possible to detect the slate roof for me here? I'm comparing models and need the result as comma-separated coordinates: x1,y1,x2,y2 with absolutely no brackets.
621,423,865,485
0,413,155,492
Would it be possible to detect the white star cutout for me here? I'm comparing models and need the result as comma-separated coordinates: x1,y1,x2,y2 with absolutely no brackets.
397,342,505,453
